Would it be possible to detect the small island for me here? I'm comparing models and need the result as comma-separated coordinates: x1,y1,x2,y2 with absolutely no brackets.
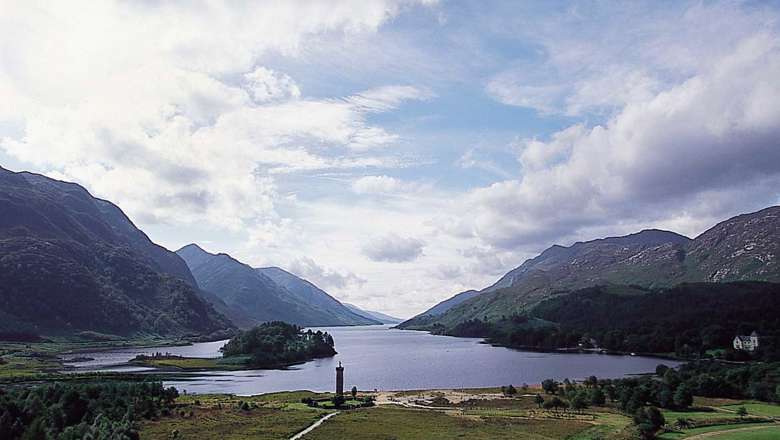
221,321,337,368
131,321,337,371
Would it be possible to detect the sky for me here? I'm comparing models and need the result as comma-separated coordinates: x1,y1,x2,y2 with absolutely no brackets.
2,0,780,318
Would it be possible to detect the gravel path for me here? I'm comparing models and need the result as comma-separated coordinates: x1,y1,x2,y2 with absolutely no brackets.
289,412,340,440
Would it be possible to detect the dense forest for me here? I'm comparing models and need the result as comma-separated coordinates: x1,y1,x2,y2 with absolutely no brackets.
446,282,780,359
0,381,177,440
221,321,336,368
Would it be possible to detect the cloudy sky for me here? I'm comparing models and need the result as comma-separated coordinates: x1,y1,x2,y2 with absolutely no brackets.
2,1,780,318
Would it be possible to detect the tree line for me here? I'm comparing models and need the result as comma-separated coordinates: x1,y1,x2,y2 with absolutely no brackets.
0,381,178,440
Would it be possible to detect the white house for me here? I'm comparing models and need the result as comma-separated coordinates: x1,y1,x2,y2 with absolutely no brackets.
733,331,760,352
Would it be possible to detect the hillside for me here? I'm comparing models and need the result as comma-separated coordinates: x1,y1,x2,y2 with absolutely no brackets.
448,282,780,358
178,245,378,327
343,303,403,324
400,207,780,331
0,167,234,339
257,266,380,325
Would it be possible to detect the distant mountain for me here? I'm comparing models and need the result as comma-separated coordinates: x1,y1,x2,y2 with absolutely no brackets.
0,167,234,339
400,207,780,331
343,303,403,324
177,245,378,327
257,266,381,325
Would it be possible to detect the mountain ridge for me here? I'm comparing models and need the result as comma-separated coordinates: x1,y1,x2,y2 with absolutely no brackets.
177,244,379,327
0,166,234,339
343,303,403,324
400,207,779,330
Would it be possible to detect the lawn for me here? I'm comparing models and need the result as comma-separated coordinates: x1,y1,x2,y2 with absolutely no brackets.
300,406,591,440
706,425,780,439
720,403,780,418
658,422,776,440
140,401,326,440
662,408,730,421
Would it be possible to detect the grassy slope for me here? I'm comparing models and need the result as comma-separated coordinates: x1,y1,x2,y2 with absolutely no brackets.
301,406,590,440
706,426,780,439
658,423,778,440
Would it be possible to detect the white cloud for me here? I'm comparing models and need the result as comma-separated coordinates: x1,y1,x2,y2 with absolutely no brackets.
345,85,433,112
244,67,301,103
352,175,404,194
485,2,778,117
288,257,366,291
362,233,425,262
0,0,433,230
463,33,780,249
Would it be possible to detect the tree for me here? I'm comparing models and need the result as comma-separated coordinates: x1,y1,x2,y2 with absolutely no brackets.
506,384,517,396
544,396,567,413
571,392,589,413
736,406,748,418
634,406,665,440
534,394,544,408
589,387,606,406
673,384,693,409
657,385,673,409
542,379,559,395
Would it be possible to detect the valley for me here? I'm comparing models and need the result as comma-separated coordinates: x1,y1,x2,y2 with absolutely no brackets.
1,167,779,440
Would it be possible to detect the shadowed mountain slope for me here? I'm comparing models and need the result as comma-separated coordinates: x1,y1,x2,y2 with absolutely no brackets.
178,245,378,327
0,167,233,339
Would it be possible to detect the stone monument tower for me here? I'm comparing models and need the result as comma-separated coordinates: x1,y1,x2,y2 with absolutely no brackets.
336,361,344,396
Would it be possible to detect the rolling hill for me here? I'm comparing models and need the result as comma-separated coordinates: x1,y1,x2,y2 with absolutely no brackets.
0,166,234,339
400,206,780,331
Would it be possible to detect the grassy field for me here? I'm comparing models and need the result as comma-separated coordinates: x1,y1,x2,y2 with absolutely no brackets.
662,408,730,421
658,422,777,440
705,425,780,439
657,398,779,440
299,406,591,440
137,390,637,440
141,405,324,440
140,392,330,440
720,402,780,418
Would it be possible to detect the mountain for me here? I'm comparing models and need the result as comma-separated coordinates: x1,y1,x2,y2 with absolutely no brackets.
343,303,403,324
177,245,378,327
400,207,780,330
0,166,234,339
256,266,380,325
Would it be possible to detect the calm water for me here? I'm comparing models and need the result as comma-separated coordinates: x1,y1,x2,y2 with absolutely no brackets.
64,325,679,395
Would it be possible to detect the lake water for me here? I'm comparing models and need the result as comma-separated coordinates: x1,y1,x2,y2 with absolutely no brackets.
64,325,679,395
